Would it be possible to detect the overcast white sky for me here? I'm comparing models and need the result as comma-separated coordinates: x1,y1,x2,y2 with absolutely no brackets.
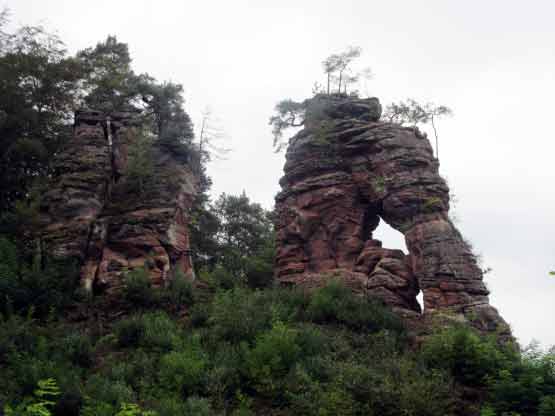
5,0,554,347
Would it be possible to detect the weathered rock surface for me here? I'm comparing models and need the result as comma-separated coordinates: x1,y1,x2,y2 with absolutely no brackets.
40,110,197,294
275,95,508,332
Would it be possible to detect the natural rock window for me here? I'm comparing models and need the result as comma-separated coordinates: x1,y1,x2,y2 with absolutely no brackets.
275,94,508,333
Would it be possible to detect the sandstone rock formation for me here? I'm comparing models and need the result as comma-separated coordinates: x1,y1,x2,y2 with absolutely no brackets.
40,110,197,295
275,95,507,332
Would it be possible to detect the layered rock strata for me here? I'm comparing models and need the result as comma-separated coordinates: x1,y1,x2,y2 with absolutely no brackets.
40,110,197,294
275,95,506,331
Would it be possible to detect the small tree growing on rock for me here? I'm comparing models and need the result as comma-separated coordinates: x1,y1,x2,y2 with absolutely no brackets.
197,106,231,170
383,99,452,160
269,99,307,152
321,46,372,95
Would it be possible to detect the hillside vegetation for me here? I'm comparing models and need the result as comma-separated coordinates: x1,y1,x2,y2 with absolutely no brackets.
1,11,554,416
2,262,555,415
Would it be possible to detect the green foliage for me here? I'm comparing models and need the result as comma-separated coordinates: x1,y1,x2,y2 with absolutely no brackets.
540,396,555,416
0,27,198,246
269,99,307,151
0,22,81,213
206,192,275,286
320,45,369,95
115,403,157,416
209,287,272,343
5,378,61,416
245,321,304,397
201,265,237,290
422,196,443,211
382,99,453,159
123,267,155,307
115,312,179,351
0,237,79,316
182,397,214,416
484,345,555,415
383,99,452,126
125,129,155,194
158,338,207,394
307,280,404,333
165,271,195,307
421,326,509,385
2,282,555,415
244,240,275,289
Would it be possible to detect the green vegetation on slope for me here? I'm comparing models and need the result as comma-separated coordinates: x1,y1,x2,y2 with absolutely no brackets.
1,267,555,415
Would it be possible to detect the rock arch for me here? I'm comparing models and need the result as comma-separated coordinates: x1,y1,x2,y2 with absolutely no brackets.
275,95,507,332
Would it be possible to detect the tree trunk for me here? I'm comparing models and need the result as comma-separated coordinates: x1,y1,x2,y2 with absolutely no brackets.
338,71,343,94
431,114,439,160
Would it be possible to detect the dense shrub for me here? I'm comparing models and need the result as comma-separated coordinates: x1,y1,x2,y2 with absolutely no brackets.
60,332,94,368
201,265,236,290
484,346,555,415
3,270,555,416
421,326,510,385
540,396,555,416
245,321,303,396
209,287,273,343
123,267,155,307
83,375,135,413
158,337,207,395
115,312,179,351
165,272,194,307
244,248,274,289
0,237,79,317
307,280,404,333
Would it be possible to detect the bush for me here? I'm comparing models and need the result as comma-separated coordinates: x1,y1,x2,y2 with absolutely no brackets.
189,303,210,327
205,344,244,407
115,317,145,348
0,237,79,317
83,375,135,412
158,338,207,395
245,321,325,400
0,314,39,362
307,280,404,333
485,347,555,415
60,332,94,368
154,396,187,416
202,265,236,290
421,326,508,385
246,321,302,384
123,267,155,307
115,312,179,351
210,288,271,343
244,248,274,289
540,396,555,416
165,272,194,307
182,396,213,416
209,286,309,345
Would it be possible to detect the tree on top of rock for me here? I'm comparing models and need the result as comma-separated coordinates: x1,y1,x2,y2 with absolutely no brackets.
321,46,372,95
270,46,374,152
77,35,140,112
383,99,453,160
269,99,307,152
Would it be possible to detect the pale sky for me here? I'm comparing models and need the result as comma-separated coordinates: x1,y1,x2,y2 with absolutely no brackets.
5,0,554,347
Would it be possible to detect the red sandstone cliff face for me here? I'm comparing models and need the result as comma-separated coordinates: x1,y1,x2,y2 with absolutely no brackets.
40,110,197,295
275,95,507,332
